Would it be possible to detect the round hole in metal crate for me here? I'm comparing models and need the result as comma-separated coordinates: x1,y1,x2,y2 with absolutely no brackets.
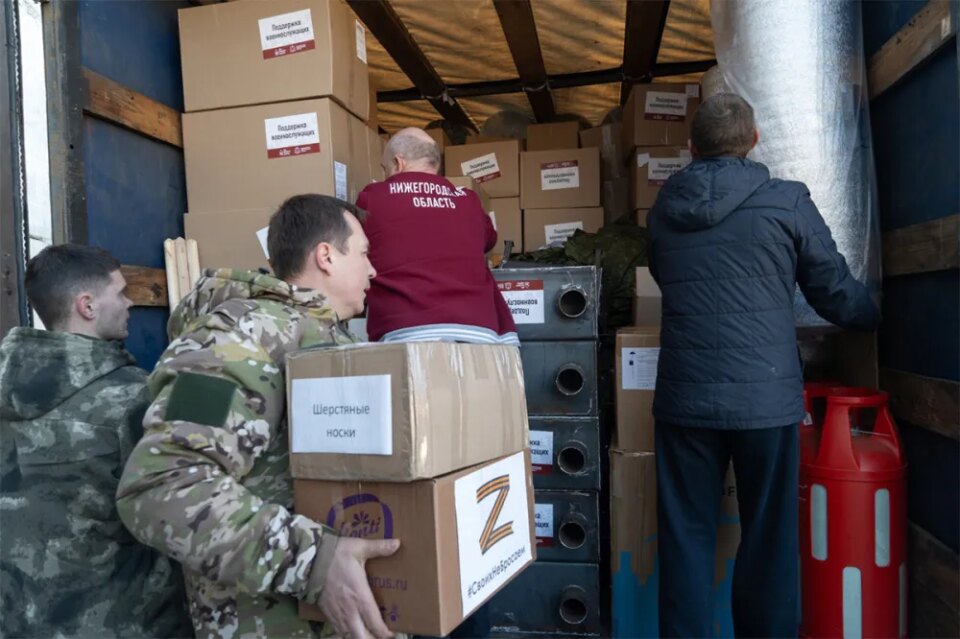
558,287,588,318
556,366,585,396
559,586,589,625
559,520,587,550
558,446,586,474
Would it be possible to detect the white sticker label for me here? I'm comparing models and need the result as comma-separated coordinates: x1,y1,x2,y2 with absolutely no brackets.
540,160,580,191
264,112,321,159
256,226,270,259
497,280,545,324
529,430,554,467
290,375,392,455
259,9,315,59
686,84,701,98
534,503,554,539
489,211,497,230
621,347,660,391
636,153,651,168
454,452,533,616
648,157,690,185
544,221,583,244
461,153,501,183
355,20,368,63
644,91,689,121
334,161,348,200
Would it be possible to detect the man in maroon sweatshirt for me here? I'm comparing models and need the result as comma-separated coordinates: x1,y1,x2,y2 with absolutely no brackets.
357,127,518,345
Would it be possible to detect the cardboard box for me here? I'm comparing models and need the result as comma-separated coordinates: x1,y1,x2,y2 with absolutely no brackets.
183,98,366,213
630,147,691,209
622,83,700,155
523,207,603,252
295,450,536,636
615,327,660,452
286,342,529,481
466,135,515,146
610,450,740,638
636,209,649,227
368,77,379,131
426,127,452,151
445,140,520,198
525,122,580,152
633,267,661,326
488,197,522,257
520,148,601,210
179,0,369,119
367,126,385,184
351,113,373,201
602,177,631,225
445,175,490,215
580,123,626,180
185,209,273,271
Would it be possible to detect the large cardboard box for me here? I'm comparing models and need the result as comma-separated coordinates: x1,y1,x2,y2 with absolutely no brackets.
633,267,661,326
367,77,379,131
636,209,649,228
610,450,740,638
602,177,631,225
185,209,273,271
367,126,385,184
520,148,600,210
523,207,603,252
179,0,369,119
445,141,520,198
295,450,536,636
630,147,691,209
426,127,453,151
580,123,626,180
445,175,491,214
622,83,700,154
466,135,516,146
525,122,580,151
183,98,366,213
615,327,660,452
488,197,522,257
286,342,529,481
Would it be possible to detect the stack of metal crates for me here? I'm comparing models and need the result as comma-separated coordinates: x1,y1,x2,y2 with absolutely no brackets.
487,264,604,637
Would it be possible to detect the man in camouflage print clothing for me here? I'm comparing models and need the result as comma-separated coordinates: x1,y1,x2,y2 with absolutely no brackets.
0,244,190,638
117,194,402,639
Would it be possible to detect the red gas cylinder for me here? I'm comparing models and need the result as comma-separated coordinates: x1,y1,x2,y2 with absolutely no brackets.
800,389,908,638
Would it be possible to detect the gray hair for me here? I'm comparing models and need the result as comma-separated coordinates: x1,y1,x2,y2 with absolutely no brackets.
385,131,441,169
691,93,756,158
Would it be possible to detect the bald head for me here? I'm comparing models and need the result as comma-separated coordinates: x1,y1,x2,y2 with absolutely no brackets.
382,127,442,177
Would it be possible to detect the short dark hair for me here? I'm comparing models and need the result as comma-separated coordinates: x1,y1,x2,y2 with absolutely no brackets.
691,93,757,158
25,244,121,328
267,194,367,280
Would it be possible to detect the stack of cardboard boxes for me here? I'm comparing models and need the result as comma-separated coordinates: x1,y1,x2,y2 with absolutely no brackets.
286,342,536,636
178,0,384,271
609,268,741,638
580,122,629,225
622,83,700,227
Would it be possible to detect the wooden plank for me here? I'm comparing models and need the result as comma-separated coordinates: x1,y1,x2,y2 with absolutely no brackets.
908,522,960,638
120,265,168,307
621,0,671,104
882,213,960,277
81,68,182,148
492,0,555,122
879,368,959,441
869,0,957,100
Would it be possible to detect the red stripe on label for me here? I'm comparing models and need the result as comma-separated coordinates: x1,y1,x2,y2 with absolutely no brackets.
267,143,321,159
474,171,501,184
644,113,685,122
496,279,544,292
532,464,553,475
536,537,555,547
262,40,316,59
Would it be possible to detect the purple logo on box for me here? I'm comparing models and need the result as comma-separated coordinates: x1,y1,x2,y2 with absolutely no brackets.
326,493,394,539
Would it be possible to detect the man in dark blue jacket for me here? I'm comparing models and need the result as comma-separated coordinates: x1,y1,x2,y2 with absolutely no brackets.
647,93,879,638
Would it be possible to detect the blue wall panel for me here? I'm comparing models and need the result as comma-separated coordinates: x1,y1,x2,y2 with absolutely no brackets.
862,1,926,57
899,421,960,554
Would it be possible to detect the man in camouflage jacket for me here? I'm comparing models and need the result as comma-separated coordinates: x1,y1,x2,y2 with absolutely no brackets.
0,244,190,638
117,195,401,639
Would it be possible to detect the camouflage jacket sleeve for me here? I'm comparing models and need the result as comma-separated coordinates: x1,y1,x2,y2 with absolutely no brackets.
116,310,338,604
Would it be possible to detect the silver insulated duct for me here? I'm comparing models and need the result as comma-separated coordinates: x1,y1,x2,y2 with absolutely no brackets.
710,0,881,326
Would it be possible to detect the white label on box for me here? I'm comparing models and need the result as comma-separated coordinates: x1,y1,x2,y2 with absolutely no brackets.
648,157,690,186
540,160,580,191
264,112,321,159
290,375,392,455
355,20,368,63
534,503,554,539
454,451,533,616
636,152,651,168
644,90,689,121
489,210,497,230
334,161,348,200
529,430,554,467
259,9,315,59
461,153,501,183
686,84,701,98
256,226,270,259
497,279,545,324
544,221,583,244
621,347,660,391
